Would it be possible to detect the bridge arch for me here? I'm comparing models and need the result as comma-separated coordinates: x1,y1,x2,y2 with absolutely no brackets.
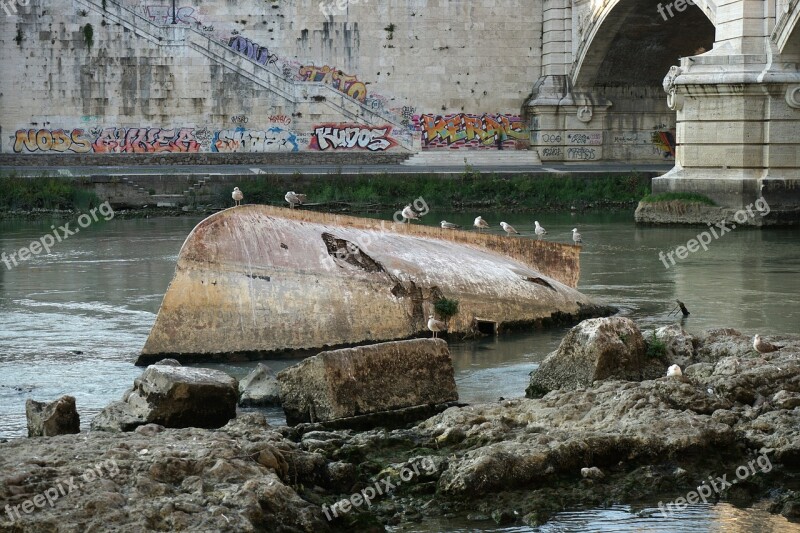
572,0,717,88
774,0,800,57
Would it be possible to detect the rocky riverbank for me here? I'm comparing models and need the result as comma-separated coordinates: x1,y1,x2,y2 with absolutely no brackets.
2,325,800,531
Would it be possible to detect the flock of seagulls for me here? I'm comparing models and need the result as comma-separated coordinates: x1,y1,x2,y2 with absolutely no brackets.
230,187,308,209
231,188,584,246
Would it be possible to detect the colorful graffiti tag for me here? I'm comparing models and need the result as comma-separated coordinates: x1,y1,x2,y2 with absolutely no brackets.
652,130,676,158
228,36,278,66
298,65,368,102
13,127,202,153
414,113,529,149
92,128,200,153
212,127,300,153
310,124,397,151
13,129,93,153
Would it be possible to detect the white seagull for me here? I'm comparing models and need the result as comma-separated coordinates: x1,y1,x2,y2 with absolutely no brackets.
572,228,582,244
753,334,783,354
666,364,682,377
232,187,244,206
428,315,447,339
474,216,490,232
500,222,519,235
441,220,461,229
534,221,547,240
401,204,420,223
285,191,307,209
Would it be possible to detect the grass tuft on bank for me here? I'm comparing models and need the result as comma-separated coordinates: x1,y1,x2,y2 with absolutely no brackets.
640,192,716,206
235,172,651,211
0,176,102,211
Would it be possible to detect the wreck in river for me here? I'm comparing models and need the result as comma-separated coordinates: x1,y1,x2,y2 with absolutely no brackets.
138,205,613,364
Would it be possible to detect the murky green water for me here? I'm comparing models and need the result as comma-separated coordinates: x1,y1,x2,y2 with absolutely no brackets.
1,208,798,531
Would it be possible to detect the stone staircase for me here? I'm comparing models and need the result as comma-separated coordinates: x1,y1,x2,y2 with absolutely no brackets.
402,150,542,167
72,0,412,150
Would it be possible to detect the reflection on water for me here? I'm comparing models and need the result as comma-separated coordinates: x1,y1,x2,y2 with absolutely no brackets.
1,210,799,531
392,502,798,532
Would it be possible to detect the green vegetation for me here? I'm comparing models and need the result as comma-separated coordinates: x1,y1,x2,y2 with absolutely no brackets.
640,192,715,205
82,23,94,49
0,177,102,211
646,331,667,359
233,172,651,212
434,298,460,322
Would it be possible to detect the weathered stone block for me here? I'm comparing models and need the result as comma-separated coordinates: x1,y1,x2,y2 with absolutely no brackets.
277,339,458,425
26,395,80,437
239,363,282,407
92,364,238,431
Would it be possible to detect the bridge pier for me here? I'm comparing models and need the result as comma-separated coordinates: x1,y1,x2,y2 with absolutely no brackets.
651,52,800,223
527,0,800,224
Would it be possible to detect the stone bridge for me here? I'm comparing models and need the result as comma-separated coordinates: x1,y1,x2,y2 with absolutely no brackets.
527,0,800,220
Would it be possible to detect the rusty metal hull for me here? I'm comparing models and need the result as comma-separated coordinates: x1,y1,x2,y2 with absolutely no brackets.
138,206,610,364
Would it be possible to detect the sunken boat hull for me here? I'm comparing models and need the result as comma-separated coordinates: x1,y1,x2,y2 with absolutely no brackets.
138,206,612,364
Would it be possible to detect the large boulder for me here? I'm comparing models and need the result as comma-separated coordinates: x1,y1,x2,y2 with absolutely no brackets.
277,339,458,425
651,324,696,367
526,317,662,397
239,364,281,407
25,395,80,437
92,364,238,432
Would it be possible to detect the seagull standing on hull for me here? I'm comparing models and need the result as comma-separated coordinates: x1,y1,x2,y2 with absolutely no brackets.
572,228,582,244
474,216,490,232
232,187,244,206
428,315,447,339
534,221,547,240
285,191,307,209
402,204,420,223
441,220,461,229
500,222,519,235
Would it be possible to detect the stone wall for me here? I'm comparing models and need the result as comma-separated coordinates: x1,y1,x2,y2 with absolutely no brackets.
0,0,542,156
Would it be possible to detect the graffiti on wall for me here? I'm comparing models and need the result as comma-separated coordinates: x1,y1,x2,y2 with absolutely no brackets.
269,115,292,126
92,128,201,153
228,36,278,66
13,129,93,153
414,113,529,149
612,131,676,159
143,5,199,25
652,131,676,158
298,65,368,102
13,127,203,153
212,127,300,153
310,124,397,151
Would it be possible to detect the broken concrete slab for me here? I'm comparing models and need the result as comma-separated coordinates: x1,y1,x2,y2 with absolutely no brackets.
277,339,458,425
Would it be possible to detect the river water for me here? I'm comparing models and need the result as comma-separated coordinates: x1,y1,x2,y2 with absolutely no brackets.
1,209,798,531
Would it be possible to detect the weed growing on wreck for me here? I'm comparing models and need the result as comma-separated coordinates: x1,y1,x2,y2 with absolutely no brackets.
434,298,459,324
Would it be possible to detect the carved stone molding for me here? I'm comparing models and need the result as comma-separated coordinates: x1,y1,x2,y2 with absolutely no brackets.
663,66,684,111
787,86,800,109
577,105,593,123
